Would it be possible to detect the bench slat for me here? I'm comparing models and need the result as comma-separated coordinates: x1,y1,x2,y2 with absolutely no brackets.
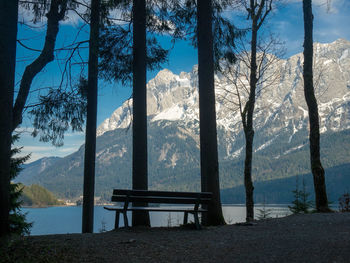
104,206,208,213
111,195,212,204
112,189,212,199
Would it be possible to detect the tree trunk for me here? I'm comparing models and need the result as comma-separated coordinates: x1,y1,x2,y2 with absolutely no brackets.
12,0,67,131
132,0,150,227
82,0,100,233
243,128,255,221
0,0,18,237
243,17,259,222
197,0,225,226
302,0,330,212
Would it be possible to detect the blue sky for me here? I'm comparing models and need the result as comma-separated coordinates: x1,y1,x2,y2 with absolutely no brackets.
15,0,350,162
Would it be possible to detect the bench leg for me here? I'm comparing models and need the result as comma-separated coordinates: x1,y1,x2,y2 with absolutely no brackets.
183,211,188,225
123,211,129,228
114,211,120,229
194,212,201,230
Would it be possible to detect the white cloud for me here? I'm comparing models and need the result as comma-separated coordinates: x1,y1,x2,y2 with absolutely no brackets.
18,144,81,163
14,126,84,163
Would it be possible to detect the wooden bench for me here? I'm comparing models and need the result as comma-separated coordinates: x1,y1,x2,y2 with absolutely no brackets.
104,189,212,230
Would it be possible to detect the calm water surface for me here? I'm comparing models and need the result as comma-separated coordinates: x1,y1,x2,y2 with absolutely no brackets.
22,205,290,235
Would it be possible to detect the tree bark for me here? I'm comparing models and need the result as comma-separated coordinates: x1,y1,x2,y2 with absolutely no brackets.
197,0,225,226
243,15,259,222
302,0,330,212
132,0,150,227
0,0,18,237
12,0,67,131
241,0,272,222
82,0,100,233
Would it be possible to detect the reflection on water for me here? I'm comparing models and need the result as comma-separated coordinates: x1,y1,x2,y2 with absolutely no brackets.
22,205,291,235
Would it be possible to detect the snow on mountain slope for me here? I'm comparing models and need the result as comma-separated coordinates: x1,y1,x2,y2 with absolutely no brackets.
20,39,350,197
97,39,350,159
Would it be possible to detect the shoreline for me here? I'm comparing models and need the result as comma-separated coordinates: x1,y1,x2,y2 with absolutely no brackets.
22,203,293,209
21,203,114,209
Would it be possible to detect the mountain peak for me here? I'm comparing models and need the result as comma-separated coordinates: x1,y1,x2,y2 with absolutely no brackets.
330,38,350,45
153,68,177,82
97,39,350,137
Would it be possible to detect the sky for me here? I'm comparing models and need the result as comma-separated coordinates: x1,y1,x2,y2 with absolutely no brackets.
15,0,350,163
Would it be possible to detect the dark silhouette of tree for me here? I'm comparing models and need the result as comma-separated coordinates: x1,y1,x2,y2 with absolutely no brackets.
13,0,68,131
197,0,225,226
218,33,283,222
170,0,244,71
302,0,330,212
82,0,101,233
0,0,19,238
9,135,32,235
132,0,150,227
239,0,273,222
99,1,169,84
1,0,95,237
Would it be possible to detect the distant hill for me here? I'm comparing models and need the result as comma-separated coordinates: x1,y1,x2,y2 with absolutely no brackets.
221,163,350,205
17,129,350,203
19,184,63,207
16,157,61,184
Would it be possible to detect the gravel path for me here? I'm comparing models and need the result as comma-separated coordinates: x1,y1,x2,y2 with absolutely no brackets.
2,213,350,263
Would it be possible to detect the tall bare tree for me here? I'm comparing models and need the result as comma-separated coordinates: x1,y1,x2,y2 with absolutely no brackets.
302,0,330,212
234,0,273,222
197,0,225,226
219,35,283,222
0,0,19,237
82,0,101,233
132,0,150,227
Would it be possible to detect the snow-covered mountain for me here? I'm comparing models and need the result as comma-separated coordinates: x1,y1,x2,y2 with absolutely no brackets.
97,38,350,159
20,39,350,199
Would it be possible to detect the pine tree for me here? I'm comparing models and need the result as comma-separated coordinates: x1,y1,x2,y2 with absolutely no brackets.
9,135,32,235
0,0,19,237
289,175,313,214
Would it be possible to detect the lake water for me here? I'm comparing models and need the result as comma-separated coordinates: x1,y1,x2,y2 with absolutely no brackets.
22,205,290,235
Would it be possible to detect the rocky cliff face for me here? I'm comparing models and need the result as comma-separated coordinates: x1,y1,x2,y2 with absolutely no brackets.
97,38,350,160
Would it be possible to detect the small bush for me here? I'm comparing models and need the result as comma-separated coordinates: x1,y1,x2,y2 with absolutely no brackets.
339,193,350,212
257,194,272,220
288,175,313,214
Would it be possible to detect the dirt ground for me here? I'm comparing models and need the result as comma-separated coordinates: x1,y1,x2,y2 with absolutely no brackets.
1,212,350,263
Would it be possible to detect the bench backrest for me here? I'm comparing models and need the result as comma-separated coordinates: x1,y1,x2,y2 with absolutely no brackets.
111,189,212,205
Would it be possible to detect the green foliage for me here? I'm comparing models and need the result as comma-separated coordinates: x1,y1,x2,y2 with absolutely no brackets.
99,26,169,85
338,193,350,212
29,77,87,147
257,194,272,220
9,135,32,236
19,0,81,24
99,0,245,84
169,0,246,71
20,184,63,207
288,176,313,214
99,0,170,85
